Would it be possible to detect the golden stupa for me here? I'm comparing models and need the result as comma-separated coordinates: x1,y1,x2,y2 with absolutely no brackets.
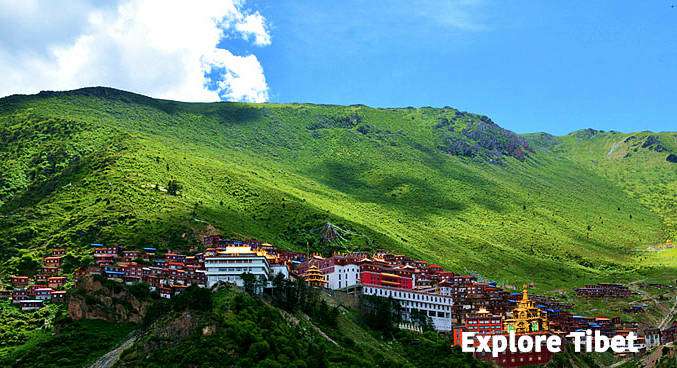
303,265,326,287
503,286,549,334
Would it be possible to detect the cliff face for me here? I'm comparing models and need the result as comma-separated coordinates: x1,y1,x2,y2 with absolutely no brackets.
67,276,152,323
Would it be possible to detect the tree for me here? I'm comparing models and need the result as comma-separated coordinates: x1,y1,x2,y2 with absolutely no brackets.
61,254,93,274
13,255,41,276
359,295,402,335
172,285,213,311
271,272,286,304
410,308,434,331
167,179,182,196
241,272,257,295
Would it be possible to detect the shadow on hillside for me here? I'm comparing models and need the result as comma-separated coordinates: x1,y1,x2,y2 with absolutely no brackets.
347,124,509,214
307,159,468,218
204,104,267,126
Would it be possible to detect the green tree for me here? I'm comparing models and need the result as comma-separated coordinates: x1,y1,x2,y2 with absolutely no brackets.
61,254,93,274
359,295,402,335
13,255,41,276
241,272,256,295
167,179,182,196
410,308,434,331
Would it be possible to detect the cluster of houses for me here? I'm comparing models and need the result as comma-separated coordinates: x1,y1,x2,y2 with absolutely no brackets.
81,243,209,299
2,249,68,311
574,283,632,298
3,237,675,367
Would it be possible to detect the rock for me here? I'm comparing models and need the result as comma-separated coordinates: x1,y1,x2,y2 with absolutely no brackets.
202,324,217,336
67,275,152,323
642,135,668,152
667,153,677,163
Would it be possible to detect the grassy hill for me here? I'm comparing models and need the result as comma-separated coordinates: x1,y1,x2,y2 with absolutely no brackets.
0,87,674,290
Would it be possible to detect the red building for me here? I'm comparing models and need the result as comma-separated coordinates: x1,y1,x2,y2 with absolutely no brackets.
94,254,116,266
19,300,43,311
165,252,187,263
11,289,27,303
51,248,66,256
575,283,631,298
42,266,60,275
48,276,67,289
50,290,66,302
95,247,118,254
43,256,63,268
33,287,54,300
453,308,503,346
359,259,414,289
122,251,141,262
474,344,553,368
11,276,29,288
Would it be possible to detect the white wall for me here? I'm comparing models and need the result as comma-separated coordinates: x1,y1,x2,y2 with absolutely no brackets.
362,285,454,332
326,264,360,290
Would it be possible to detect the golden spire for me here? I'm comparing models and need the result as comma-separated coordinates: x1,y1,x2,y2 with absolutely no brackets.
503,285,549,334
303,265,326,287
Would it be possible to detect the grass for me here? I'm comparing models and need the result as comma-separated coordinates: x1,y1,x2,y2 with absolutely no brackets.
0,88,674,293
0,300,62,349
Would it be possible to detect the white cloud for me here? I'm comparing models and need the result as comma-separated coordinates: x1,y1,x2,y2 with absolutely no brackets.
410,0,489,32
235,12,271,46
0,0,271,102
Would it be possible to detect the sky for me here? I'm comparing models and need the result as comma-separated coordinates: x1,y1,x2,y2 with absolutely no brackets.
0,1,675,134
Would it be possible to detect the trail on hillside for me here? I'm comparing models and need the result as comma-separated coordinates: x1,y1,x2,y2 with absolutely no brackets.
658,298,677,330
88,332,137,368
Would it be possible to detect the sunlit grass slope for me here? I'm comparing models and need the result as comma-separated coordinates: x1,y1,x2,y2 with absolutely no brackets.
0,88,673,289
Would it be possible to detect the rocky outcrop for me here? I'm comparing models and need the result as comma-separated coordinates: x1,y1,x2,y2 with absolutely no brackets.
641,135,668,152
68,276,152,323
435,114,531,161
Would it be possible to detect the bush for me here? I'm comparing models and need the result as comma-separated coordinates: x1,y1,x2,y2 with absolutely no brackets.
167,179,182,195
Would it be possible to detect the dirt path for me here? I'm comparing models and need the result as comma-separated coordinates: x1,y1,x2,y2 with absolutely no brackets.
88,333,137,368
658,297,677,330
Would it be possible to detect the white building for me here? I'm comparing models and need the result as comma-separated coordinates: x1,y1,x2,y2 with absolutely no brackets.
362,285,454,332
324,263,360,290
270,263,290,279
205,246,289,289
644,329,660,349
19,300,43,311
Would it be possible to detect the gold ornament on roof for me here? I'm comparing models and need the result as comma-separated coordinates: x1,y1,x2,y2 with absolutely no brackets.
503,285,549,334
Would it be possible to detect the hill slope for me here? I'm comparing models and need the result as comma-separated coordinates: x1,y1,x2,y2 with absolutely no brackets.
0,87,674,289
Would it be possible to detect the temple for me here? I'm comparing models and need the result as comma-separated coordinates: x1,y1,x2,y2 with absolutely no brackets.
503,287,549,334
303,265,327,287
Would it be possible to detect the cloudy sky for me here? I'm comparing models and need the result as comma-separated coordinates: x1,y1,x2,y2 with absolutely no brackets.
0,0,675,134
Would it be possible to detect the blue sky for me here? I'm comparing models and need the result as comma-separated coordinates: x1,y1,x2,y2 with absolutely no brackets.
231,1,677,134
1,1,674,135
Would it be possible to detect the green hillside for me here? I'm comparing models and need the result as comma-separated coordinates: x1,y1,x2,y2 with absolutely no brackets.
0,87,674,290
0,283,487,368
556,129,675,239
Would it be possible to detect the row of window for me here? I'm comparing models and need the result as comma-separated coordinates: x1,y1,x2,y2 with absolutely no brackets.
216,267,265,272
403,308,450,318
467,319,501,324
206,259,256,264
334,267,359,273
364,287,452,305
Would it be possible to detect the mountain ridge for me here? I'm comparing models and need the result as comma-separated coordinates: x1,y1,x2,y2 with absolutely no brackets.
0,87,674,291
